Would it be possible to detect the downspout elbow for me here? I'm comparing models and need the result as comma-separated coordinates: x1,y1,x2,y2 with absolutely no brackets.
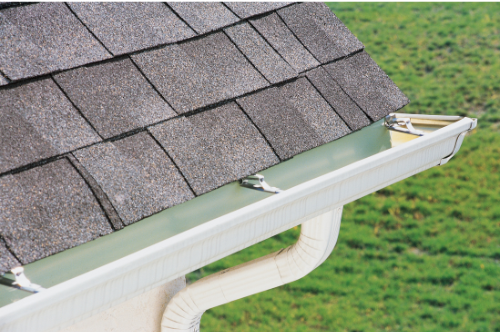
161,207,342,332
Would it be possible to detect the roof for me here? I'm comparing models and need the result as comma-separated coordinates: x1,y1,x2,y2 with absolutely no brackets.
0,2,409,274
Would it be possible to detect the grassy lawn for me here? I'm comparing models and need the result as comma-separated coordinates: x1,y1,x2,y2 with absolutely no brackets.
187,3,500,331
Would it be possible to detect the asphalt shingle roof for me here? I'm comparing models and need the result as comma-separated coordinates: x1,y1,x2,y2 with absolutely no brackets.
0,159,112,264
224,2,292,19
306,66,371,131
0,238,19,273
0,2,409,273
225,22,296,84
0,3,111,81
278,3,364,63
73,132,194,226
0,78,101,173
53,58,176,139
168,2,239,34
0,74,8,86
68,2,196,56
150,102,279,195
131,32,268,114
250,12,319,72
324,50,410,121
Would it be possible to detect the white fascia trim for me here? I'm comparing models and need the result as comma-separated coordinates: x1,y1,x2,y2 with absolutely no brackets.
0,118,475,332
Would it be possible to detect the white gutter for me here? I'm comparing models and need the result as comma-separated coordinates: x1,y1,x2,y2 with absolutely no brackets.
161,207,343,332
0,116,476,332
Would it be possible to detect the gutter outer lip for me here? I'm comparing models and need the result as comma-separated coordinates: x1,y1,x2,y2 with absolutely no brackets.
0,116,476,332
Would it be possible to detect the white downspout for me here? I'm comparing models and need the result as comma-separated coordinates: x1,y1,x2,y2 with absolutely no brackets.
161,207,343,332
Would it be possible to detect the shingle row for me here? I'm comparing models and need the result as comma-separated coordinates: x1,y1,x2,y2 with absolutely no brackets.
0,2,294,83
0,78,101,174
0,51,407,176
131,32,268,114
0,3,111,80
67,2,196,56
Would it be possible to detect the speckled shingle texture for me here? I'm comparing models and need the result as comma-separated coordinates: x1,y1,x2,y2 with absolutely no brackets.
281,77,351,143
168,2,238,34
150,103,279,195
306,66,371,131
54,58,176,139
0,159,112,264
225,22,296,84
0,3,111,80
0,74,8,86
67,154,124,230
324,51,410,121
278,3,364,63
0,3,410,269
0,78,101,174
0,238,20,274
68,3,196,56
250,13,319,72
132,32,268,114
73,132,195,226
224,2,292,18
237,86,322,160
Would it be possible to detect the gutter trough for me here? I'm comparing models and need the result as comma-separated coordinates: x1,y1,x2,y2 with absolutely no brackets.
0,114,476,332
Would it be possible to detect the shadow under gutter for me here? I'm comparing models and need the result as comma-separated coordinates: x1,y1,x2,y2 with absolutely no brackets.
0,115,476,332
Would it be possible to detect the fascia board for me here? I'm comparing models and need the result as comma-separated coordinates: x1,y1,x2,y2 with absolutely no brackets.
0,117,475,332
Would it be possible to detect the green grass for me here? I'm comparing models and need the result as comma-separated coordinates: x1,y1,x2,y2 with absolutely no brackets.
187,3,500,331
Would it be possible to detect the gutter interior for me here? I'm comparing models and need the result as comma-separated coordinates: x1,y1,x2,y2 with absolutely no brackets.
0,117,446,307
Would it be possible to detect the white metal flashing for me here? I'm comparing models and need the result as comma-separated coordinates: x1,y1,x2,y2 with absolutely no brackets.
0,117,476,332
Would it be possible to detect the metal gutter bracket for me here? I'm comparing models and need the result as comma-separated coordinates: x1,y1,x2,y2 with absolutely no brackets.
239,174,282,194
10,267,45,293
439,118,477,165
384,113,425,136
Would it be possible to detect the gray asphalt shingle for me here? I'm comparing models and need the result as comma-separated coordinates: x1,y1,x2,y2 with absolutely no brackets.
324,51,410,121
132,32,268,114
0,238,20,274
306,66,371,131
0,159,112,264
54,58,176,139
0,74,8,86
281,77,351,143
224,2,292,19
67,154,124,230
0,3,111,80
149,102,279,195
278,3,364,63
73,132,195,226
168,2,238,34
225,22,296,84
237,85,322,160
68,3,196,56
250,13,319,72
0,78,101,174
